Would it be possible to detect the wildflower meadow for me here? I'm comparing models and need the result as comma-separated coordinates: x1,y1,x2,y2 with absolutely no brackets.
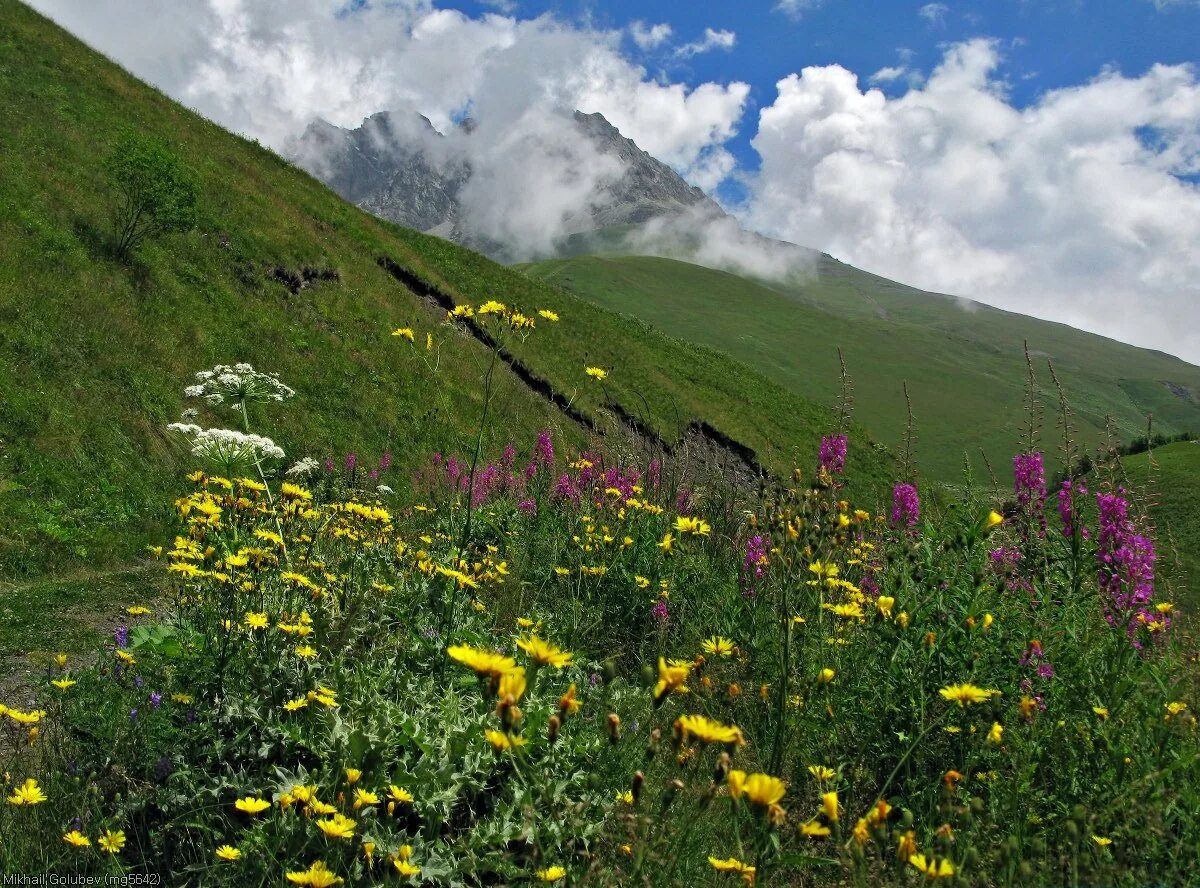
0,302,1196,887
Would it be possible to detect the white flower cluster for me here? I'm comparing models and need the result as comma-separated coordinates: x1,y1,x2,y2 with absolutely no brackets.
285,456,321,478
167,423,285,464
183,363,295,407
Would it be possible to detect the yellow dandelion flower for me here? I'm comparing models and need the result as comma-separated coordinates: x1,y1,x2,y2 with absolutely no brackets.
535,866,566,882
584,366,608,381
987,722,1004,744
392,327,416,342
388,785,414,804
315,813,356,840
653,657,690,701
727,770,786,807
801,820,831,838
808,765,836,782
216,845,242,861
817,668,836,684
244,611,269,630
63,830,90,847
537,309,560,322
51,678,76,691
702,636,735,657
516,635,574,668
352,788,380,810
234,796,271,815
7,778,46,806
98,830,126,855
675,714,745,746
908,853,955,879
1092,835,1113,847
447,644,516,677
286,860,343,886
822,790,839,822
485,729,526,751
939,683,1001,707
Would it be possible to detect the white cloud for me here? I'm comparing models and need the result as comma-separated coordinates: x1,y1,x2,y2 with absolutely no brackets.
675,28,737,58
745,39,1200,362
918,3,949,26
868,65,907,83
629,20,672,50
27,0,748,258
774,0,825,19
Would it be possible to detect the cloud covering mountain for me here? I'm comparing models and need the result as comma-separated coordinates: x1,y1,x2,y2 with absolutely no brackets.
25,0,1200,361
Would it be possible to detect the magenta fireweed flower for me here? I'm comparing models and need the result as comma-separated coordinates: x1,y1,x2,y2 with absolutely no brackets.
517,498,537,514
648,459,662,489
1013,451,1048,536
676,487,693,515
535,430,555,467
890,483,920,528
324,457,335,473
1096,489,1161,644
379,451,392,471
741,534,771,596
552,473,581,504
500,443,516,469
650,600,669,623
345,452,357,472
818,434,847,475
1057,479,1090,539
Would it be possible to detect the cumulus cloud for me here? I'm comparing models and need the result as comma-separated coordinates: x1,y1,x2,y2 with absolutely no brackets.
744,39,1200,361
675,28,737,58
629,20,672,50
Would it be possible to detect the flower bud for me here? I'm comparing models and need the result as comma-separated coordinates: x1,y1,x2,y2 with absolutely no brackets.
547,714,561,745
631,771,645,805
607,713,621,744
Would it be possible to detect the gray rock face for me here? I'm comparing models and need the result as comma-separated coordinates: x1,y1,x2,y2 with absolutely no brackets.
288,108,724,256
290,112,469,233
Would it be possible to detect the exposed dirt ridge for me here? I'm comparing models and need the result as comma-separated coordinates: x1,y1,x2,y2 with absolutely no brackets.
376,255,767,485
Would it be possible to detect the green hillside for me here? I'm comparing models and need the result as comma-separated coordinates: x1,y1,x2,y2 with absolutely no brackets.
0,1,890,656
1118,441,1200,607
521,254,1200,481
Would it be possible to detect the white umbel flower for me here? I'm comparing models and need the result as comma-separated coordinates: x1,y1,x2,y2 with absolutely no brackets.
182,363,295,407
167,423,285,468
286,457,320,478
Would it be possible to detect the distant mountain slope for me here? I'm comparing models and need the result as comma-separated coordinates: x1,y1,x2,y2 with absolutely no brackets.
289,109,724,259
0,0,891,592
521,254,1200,480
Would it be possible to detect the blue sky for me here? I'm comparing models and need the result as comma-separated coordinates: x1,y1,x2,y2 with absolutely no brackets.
451,0,1200,181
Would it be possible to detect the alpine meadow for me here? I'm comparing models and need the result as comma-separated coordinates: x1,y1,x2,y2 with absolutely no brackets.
0,2,1197,887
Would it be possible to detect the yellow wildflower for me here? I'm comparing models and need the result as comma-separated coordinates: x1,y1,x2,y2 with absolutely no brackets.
286,860,343,886
63,830,90,847
447,644,516,678
516,635,574,668
535,866,566,882
98,830,126,855
234,796,271,815
315,813,356,840
584,366,608,381
675,714,745,746
7,778,46,806
939,683,1001,707
216,845,242,861
702,636,735,657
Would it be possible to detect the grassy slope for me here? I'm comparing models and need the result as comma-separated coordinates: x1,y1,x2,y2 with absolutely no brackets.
1117,442,1200,608
521,254,1200,481
0,2,890,655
